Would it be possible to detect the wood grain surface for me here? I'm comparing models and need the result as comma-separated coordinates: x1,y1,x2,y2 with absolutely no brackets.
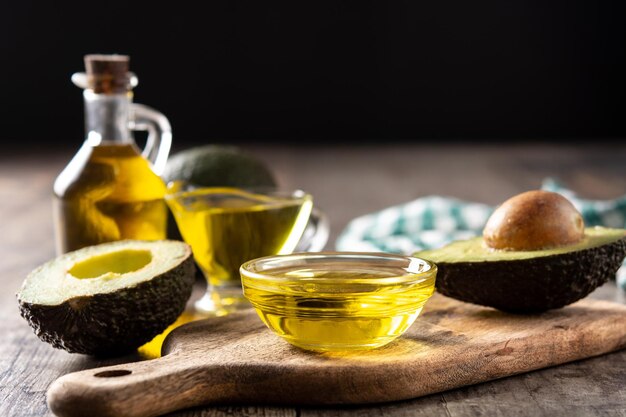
47,294,626,417
2,142,626,417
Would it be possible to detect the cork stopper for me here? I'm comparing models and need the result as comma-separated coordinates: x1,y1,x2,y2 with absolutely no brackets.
84,54,131,94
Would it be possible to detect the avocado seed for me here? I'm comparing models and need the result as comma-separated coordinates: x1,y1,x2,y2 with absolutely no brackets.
483,190,584,251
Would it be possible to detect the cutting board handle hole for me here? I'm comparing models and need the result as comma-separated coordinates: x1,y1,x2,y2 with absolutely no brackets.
94,370,132,378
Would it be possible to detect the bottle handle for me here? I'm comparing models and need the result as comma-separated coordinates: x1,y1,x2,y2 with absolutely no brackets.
295,207,330,252
130,103,172,176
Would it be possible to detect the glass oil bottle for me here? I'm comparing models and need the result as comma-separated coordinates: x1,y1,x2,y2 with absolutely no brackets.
54,55,172,253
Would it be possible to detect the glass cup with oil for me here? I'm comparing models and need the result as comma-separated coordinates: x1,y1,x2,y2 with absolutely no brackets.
165,182,329,316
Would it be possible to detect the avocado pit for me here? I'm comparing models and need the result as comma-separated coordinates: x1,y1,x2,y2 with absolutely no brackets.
483,190,584,251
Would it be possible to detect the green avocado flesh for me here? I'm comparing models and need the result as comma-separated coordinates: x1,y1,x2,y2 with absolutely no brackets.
415,227,626,313
17,240,195,356
417,227,625,262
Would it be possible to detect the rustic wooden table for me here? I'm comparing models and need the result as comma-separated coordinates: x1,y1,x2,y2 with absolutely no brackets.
2,142,625,417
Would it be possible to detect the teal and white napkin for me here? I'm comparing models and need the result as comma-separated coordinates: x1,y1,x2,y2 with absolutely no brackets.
336,179,626,290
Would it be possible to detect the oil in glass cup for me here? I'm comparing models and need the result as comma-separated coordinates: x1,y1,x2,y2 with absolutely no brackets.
165,182,328,315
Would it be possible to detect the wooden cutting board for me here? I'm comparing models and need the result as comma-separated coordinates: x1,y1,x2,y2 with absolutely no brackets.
47,294,626,417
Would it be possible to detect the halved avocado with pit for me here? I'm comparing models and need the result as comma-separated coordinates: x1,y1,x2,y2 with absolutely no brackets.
17,240,195,356
415,227,626,313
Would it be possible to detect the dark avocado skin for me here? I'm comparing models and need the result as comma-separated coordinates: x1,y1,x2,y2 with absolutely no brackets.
18,254,195,356
433,237,626,313
162,145,277,189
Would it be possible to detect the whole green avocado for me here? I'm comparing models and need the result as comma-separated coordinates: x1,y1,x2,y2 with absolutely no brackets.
162,145,277,188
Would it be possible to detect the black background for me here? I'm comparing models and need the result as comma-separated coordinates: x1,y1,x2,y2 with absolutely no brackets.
2,1,625,149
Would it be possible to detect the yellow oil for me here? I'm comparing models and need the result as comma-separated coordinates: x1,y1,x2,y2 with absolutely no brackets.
243,265,436,351
167,188,312,295
138,311,199,359
54,142,167,253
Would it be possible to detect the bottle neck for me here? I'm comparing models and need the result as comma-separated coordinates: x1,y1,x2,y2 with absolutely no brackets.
84,89,133,144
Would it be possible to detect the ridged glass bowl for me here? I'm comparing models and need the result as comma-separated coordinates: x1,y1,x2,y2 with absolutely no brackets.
240,252,437,351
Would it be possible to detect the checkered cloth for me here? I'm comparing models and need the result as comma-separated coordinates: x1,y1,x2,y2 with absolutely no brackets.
336,178,626,290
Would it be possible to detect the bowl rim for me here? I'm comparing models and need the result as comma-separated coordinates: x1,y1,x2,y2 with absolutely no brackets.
164,181,311,202
240,251,437,286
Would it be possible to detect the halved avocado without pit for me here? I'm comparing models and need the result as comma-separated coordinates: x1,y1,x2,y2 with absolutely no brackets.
17,240,195,356
415,227,626,313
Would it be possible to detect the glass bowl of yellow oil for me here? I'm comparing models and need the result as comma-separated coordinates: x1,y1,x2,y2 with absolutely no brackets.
240,252,437,351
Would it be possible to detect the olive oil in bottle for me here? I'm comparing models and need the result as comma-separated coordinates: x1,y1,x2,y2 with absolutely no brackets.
54,55,172,253
54,142,167,253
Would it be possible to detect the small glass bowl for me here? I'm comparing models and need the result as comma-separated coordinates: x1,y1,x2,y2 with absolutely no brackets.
240,252,437,351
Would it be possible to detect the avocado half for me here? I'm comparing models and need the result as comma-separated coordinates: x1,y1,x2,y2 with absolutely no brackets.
415,227,626,313
17,240,195,356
